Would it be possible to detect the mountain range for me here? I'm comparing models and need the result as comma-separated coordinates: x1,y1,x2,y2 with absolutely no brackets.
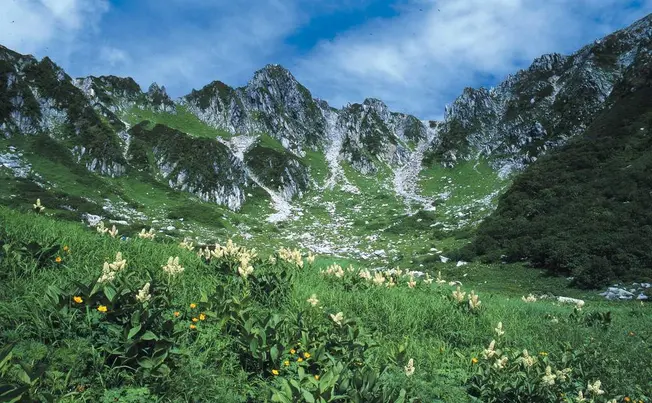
1,13,651,287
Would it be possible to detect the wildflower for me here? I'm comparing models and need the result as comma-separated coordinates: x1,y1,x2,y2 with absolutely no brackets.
407,276,416,288
278,247,304,268
436,271,446,284
162,256,184,276
624,397,631,402
136,282,151,303
107,225,119,238
576,391,587,402
284,360,290,367
576,300,585,310
190,303,197,309
179,238,195,251
63,245,69,252
555,368,572,382
290,348,296,354
303,352,311,359
190,324,196,330
98,263,116,284
138,228,156,240
174,311,180,317
482,340,497,359
268,256,277,264
423,273,433,284
199,313,206,321
494,321,505,337
468,291,481,310
404,358,415,376
541,366,556,386
493,356,508,370
358,269,372,280
587,380,604,395
522,294,537,303
297,357,304,363
372,272,386,286
471,358,478,364
330,312,344,326
109,252,127,271
272,369,279,376
33,198,45,213
517,349,536,368
192,317,199,322
539,351,548,357
73,296,83,304
628,331,635,336
307,294,319,306
314,375,320,380
96,221,108,235
55,256,62,263
386,277,396,288
550,316,559,324
452,286,466,303
237,258,254,278
97,305,108,313
306,252,316,265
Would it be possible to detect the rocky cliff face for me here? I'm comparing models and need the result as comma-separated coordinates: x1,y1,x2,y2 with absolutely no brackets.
0,45,127,177
428,14,652,177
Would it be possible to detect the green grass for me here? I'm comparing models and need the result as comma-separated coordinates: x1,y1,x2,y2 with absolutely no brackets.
124,105,233,139
0,207,650,401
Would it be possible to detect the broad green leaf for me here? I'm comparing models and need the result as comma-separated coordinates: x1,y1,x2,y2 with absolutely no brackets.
128,325,142,339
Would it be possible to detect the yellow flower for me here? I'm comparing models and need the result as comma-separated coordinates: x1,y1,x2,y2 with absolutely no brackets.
73,296,83,304
314,375,320,380
174,311,180,317
290,349,296,354
471,358,478,364
190,303,197,309
199,313,206,321
539,351,548,356
190,324,197,330
97,305,107,313
297,357,303,363
272,369,279,376
55,256,62,263
624,397,630,402
192,317,199,322
284,360,290,367
63,246,69,252
303,352,311,359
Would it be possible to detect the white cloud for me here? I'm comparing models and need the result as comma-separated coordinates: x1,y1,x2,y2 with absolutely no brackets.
0,0,108,60
293,0,652,119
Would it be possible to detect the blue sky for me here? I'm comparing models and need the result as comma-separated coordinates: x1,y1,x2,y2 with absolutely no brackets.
1,0,651,120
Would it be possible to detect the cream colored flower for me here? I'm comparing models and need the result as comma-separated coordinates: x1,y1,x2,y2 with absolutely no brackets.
436,271,446,284
587,380,604,395
452,286,466,303
330,312,344,326
576,300,585,310
386,277,396,288
107,225,119,238
306,252,316,265
517,349,536,368
482,340,497,359
307,294,319,306
33,198,45,213
162,256,184,276
541,366,556,386
136,282,151,303
576,391,587,402
468,291,481,310
372,272,386,286
238,261,254,278
522,294,537,303
138,228,156,240
494,322,505,337
423,273,433,284
492,356,508,370
278,247,304,268
108,252,127,272
407,276,416,289
179,238,195,251
358,269,372,280
555,368,572,382
404,358,415,376
96,221,109,235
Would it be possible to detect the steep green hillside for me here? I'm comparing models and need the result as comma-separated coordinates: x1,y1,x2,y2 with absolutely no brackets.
465,56,652,288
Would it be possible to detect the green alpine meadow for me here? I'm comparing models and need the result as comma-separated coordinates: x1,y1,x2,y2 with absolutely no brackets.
0,8,651,403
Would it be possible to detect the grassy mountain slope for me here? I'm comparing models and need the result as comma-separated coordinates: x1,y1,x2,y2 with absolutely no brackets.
465,51,652,288
0,207,650,401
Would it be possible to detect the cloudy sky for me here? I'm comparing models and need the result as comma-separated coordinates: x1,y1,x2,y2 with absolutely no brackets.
1,0,650,119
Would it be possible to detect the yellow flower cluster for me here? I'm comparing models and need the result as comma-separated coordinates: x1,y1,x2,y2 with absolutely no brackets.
98,252,127,283
137,228,156,240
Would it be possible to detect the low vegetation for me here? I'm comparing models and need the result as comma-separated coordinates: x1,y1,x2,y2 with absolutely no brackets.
0,206,650,402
